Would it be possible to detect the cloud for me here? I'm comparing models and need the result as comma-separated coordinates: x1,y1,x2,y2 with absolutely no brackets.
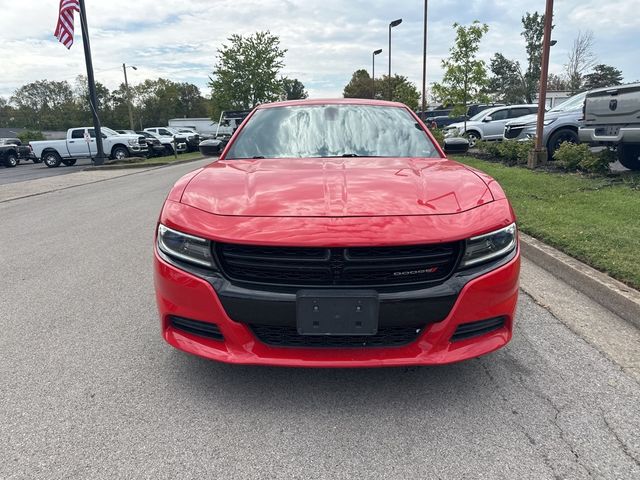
1,0,638,100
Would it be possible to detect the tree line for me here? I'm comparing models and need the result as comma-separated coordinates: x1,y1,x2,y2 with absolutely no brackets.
0,31,308,132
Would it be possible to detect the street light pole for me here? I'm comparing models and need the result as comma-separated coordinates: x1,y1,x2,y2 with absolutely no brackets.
421,1,429,114
388,18,402,101
372,49,382,99
122,63,137,131
528,0,554,168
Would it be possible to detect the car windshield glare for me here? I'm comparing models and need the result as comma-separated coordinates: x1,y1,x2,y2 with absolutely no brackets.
225,105,439,159
549,93,586,113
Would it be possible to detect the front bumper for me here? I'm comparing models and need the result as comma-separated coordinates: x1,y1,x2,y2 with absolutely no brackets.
154,244,520,367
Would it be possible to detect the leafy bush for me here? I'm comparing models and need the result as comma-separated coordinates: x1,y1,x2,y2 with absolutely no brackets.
17,130,45,144
553,142,613,173
477,139,533,165
429,127,445,147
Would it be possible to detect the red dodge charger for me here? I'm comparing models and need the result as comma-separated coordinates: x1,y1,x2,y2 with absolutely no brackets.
154,99,520,367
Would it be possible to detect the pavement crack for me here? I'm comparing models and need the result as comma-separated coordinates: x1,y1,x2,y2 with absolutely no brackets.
599,407,640,467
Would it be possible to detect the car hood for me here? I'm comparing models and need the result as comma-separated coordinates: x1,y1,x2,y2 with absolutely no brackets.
180,157,494,217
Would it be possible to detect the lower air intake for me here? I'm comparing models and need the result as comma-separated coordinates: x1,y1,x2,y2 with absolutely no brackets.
169,316,224,341
251,325,421,348
451,316,506,342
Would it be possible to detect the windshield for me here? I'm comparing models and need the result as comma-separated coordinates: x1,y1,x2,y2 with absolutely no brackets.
469,109,493,122
102,127,118,136
225,105,439,159
549,92,587,113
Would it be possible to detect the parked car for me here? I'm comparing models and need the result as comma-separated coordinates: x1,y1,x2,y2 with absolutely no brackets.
30,127,148,167
135,131,166,157
503,92,587,156
0,138,37,167
144,127,198,152
140,130,186,155
425,104,505,129
579,83,640,170
154,98,519,368
444,104,539,146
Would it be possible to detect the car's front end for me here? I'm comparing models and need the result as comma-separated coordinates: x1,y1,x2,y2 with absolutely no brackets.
154,99,520,367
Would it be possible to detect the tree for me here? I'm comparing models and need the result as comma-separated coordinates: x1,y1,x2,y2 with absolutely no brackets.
487,53,525,103
281,77,308,100
431,21,490,119
521,12,546,103
343,69,373,99
10,80,77,129
565,30,597,93
375,75,421,110
0,97,13,127
583,64,623,90
547,73,569,91
209,31,286,117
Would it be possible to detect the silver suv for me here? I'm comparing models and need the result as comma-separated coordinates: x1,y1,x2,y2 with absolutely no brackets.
444,104,538,146
503,92,587,156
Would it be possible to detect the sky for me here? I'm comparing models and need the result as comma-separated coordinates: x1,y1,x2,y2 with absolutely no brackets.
1,0,639,101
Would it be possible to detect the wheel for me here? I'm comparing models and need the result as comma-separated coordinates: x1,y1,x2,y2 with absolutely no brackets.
617,144,640,171
111,146,129,160
4,152,18,167
43,151,62,168
61,159,77,166
163,145,174,156
464,131,481,148
547,129,579,157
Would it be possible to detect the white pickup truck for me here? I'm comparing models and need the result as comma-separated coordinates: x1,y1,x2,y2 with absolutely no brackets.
30,127,148,168
579,83,640,170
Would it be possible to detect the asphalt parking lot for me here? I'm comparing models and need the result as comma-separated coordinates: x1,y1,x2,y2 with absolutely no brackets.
1,160,639,479
0,158,93,186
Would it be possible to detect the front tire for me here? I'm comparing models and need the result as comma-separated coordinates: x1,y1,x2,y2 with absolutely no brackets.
465,131,480,148
617,144,640,171
547,129,579,157
112,146,129,160
43,151,62,168
4,153,18,167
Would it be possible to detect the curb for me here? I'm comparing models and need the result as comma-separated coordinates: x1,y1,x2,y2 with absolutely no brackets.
519,232,640,329
83,156,206,171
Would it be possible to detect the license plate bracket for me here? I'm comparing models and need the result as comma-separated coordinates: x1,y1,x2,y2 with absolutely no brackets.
296,290,379,336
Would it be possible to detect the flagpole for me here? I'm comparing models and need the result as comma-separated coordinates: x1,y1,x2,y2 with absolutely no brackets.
77,0,105,165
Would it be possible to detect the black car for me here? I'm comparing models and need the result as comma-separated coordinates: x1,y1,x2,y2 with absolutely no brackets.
0,138,38,167
136,131,166,157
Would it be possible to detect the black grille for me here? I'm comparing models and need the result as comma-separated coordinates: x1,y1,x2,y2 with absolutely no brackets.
251,324,421,348
170,316,223,340
504,125,525,139
451,317,506,342
215,242,461,287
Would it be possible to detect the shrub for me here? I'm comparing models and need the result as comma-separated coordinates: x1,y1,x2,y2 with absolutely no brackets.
477,139,533,165
553,142,613,173
429,127,445,148
17,130,45,144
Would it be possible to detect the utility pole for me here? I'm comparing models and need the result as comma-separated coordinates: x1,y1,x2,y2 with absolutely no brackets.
78,0,105,165
421,1,429,115
528,0,554,168
122,63,136,131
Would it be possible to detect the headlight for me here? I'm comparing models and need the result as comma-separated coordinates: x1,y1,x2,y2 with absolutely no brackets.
128,139,139,146
461,223,517,268
543,118,557,126
157,224,215,268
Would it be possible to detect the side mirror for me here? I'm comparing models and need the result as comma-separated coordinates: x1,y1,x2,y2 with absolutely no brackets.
483,116,493,122
443,137,470,155
102,134,107,139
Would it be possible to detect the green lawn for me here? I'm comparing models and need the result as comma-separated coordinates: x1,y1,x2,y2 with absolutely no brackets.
110,151,205,166
455,156,640,289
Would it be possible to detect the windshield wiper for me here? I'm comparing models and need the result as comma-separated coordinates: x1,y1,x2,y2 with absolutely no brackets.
252,156,265,159
341,153,360,157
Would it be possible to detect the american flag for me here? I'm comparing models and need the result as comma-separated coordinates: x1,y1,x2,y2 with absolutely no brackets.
54,0,80,49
